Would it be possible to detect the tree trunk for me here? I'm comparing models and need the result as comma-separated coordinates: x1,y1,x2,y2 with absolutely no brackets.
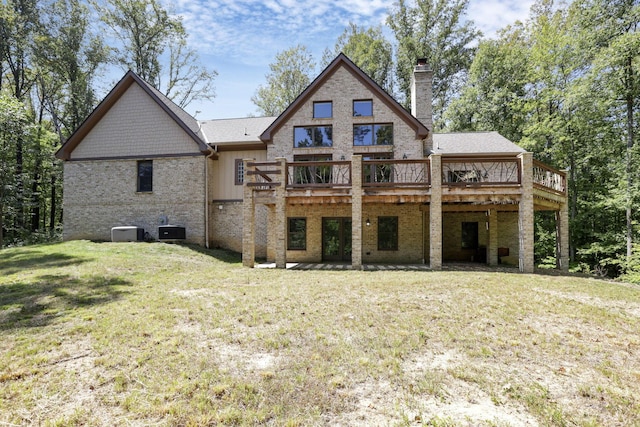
50,174,57,231
625,54,635,262
15,134,24,233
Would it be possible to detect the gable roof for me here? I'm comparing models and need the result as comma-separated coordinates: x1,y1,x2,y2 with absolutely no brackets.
432,132,526,156
259,53,429,143
55,70,210,160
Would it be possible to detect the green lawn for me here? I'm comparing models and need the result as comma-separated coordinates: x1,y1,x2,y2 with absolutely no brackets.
1,241,639,426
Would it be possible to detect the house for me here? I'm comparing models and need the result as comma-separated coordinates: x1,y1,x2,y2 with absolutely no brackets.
55,54,569,273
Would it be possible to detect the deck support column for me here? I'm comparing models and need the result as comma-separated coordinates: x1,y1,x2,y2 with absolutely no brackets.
488,208,498,266
429,154,442,270
275,157,287,268
352,155,363,270
242,159,255,268
518,153,535,273
556,201,569,271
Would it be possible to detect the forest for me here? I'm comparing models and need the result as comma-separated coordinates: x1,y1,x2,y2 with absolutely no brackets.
0,0,638,281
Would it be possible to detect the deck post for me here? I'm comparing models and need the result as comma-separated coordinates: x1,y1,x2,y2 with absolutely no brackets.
488,208,498,266
275,157,287,268
242,159,255,268
556,200,570,271
352,155,363,270
429,154,442,270
518,152,535,273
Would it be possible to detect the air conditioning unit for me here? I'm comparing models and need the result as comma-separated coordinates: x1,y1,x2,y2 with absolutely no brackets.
111,226,144,242
158,225,186,240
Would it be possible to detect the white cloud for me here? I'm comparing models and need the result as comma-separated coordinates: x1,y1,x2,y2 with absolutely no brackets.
467,0,534,38
163,0,536,118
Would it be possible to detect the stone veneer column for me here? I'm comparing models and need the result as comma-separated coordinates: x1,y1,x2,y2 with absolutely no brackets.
351,155,363,270
518,152,535,273
488,208,498,266
275,157,287,268
556,201,569,271
242,159,255,268
429,154,442,270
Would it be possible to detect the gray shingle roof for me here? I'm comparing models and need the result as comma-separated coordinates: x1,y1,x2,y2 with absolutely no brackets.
432,132,525,155
200,117,277,145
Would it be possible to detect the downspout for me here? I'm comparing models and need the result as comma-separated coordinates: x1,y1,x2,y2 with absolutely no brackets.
422,209,426,264
204,147,217,249
199,117,216,249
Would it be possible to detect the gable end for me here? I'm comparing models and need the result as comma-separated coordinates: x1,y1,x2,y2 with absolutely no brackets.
55,71,210,161
260,53,429,143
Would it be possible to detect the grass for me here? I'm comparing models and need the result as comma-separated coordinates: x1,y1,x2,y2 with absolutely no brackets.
1,241,639,426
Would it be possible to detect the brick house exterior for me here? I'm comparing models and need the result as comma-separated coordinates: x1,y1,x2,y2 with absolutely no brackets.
56,54,569,272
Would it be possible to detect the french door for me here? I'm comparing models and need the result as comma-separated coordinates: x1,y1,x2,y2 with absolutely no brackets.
322,218,352,261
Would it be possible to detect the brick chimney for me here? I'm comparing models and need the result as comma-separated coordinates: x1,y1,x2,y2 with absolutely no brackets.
410,58,433,132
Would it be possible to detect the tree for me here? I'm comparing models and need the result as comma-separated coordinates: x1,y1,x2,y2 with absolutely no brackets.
33,0,108,232
252,45,315,116
0,0,40,235
322,23,394,93
444,25,529,142
95,0,216,108
576,0,640,263
0,93,34,247
387,0,481,129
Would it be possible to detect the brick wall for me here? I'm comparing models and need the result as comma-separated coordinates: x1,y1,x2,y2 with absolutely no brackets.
442,211,519,263
283,203,426,264
210,201,268,257
267,65,424,162
498,212,520,262
63,156,206,245
442,212,489,262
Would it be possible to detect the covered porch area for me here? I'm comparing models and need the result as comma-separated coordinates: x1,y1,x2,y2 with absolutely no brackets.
241,154,568,273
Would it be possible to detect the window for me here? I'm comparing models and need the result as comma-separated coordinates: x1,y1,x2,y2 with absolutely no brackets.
137,160,153,192
288,218,307,250
363,153,393,183
461,222,479,249
235,159,244,185
378,216,398,250
313,101,332,118
294,126,333,147
353,100,372,117
353,124,393,146
292,155,332,185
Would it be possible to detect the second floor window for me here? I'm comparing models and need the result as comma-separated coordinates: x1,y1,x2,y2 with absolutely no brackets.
353,124,393,146
313,101,332,118
294,126,333,147
235,159,244,185
353,100,372,117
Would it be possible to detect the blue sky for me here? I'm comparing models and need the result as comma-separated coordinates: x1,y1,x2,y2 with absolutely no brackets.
159,0,535,119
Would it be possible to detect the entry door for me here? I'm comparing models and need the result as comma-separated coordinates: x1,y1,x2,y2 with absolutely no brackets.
322,218,352,261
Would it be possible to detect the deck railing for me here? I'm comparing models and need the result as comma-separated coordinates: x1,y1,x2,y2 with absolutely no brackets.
245,161,282,190
287,161,351,188
245,157,566,196
362,159,430,187
533,160,566,194
442,158,521,185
